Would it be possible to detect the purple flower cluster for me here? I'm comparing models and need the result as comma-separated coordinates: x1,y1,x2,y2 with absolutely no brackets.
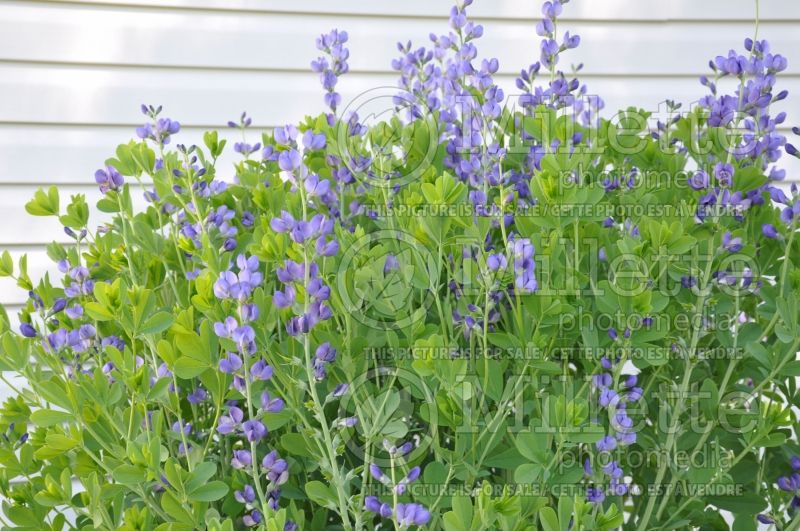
228,113,262,158
211,254,292,516
365,440,429,528
586,328,643,503
518,0,603,125
136,104,181,147
761,456,800,524
311,29,350,112
694,38,789,221
270,158,338,339
214,255,263,302
512,238,537,293
767,182,800,228
233,449,290,525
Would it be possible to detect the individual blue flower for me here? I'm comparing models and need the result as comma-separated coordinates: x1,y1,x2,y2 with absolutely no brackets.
262,450,289,484
217,406,244,434
95,166,124,194
243,419,267,442
778,474,800,492
713,162,734,187
302,130,326,151
586,486,605,504
235,484,256,504
762,223,780,239
250,359,274,380
330,383,349,398
370,464,387,483
722,231,743,253
599,388,618,408
242,510,262,527
213,255,263,301
596,435,617,452
231,450,253,470
65,304,83,319
270,211,296,233
688,170,709,191
273,284,297,309
486,253,508,271
19,323,37,338
219,353,243,374
365,496,393,519
186,387,207,405
136,107,180,146
316,237,339,257
395,503,431,528
260,391,285,413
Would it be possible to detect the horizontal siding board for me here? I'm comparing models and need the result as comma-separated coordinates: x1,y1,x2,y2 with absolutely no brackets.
1,64,797,126
0,66,796,189
0,249,53,305
0,184,143,245
0,184,102,245
0,124,256,184
15,0,800,22
1,4,797,76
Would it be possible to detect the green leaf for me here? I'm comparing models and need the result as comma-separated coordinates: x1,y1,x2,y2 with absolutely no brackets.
30,409,73,427
139,311,174,336
779,360,800,377
25,186,60,216
186,462,217,493
558,496,574,531
106,141,143,177
112,464,147,485
539,507,559,531
6,505,42,527
59,194,90,229
174,356,209,379
700,379,719,419
516,431,549,464
305,481,338,509
449,494,473,530
707,493,767,514
513,463,542,484
596,504,624,530
188,481,229,502
0,250,13,277
85,302,115,321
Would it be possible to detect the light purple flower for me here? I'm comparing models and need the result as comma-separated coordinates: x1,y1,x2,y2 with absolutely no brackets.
231,450,252,469
219,353,243,374
218,406,244,434
243,419,267,442
94,166,124,194
235,485,256,504
260,391,285,413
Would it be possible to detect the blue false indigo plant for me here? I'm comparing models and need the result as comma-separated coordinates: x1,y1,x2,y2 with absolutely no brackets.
1,0,800,529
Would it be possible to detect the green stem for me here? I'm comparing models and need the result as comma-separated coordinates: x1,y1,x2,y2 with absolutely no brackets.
636,249,715,531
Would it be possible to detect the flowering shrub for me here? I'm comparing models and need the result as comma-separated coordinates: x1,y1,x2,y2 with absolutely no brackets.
2,0,800,529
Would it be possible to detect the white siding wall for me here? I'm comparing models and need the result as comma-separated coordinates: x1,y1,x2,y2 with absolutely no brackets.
0,0,799,313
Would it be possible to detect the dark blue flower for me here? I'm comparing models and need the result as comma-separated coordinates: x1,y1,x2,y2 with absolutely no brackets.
19,323,37,338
